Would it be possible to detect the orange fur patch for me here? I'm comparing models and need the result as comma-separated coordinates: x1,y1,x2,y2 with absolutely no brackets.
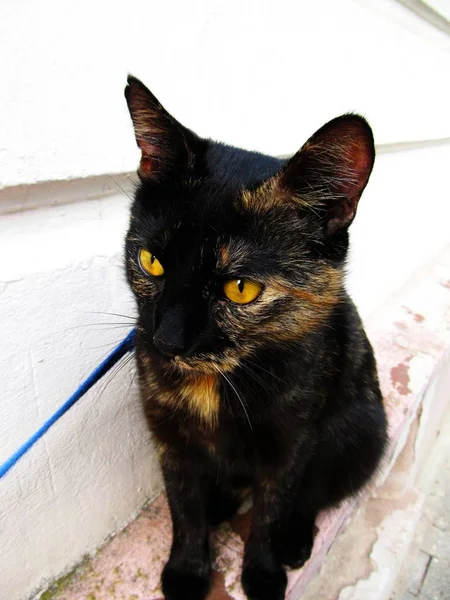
218,245,230,268
179,374,220,427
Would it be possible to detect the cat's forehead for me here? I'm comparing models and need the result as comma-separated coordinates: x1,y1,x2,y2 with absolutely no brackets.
133,176,311,248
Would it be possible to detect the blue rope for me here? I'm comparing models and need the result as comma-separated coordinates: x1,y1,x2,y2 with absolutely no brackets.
0,328,136,479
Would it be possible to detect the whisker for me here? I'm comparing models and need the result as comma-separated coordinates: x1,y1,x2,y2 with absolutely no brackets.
124,365,139,404
238,363,269,389
58,323,134,334
77,341,134,383
92,352,135,406
237,363,272,397
244,358,285,384
85,338,133,351
81,310,136,321
214,365,253,431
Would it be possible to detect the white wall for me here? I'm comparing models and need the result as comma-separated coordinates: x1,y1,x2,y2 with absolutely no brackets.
0,187,163,599
1,2,450,599
0,0,449,188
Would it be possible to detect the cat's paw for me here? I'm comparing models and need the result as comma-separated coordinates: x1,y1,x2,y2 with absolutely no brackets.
161,564,210,600
274,515,315,570
277,535,313,570
241,564,287,600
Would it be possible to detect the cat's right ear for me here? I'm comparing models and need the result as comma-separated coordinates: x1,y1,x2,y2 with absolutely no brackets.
125,75,195,180
278,115,375,235
244,115,375,236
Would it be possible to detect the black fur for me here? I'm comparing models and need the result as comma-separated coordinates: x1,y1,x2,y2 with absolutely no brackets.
124,76,388,600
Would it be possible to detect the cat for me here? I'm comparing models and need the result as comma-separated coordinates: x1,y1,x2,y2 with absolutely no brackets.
124,75,388,600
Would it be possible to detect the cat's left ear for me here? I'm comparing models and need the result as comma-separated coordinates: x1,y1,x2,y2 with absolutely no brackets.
125,75,196,180
275,115,375,235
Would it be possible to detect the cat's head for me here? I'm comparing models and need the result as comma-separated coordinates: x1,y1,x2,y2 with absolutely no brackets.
124,76,374,373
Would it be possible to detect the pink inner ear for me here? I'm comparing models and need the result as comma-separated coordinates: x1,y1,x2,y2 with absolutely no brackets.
139,156,158,178
338,129,374,200
125,78,177,171
325,129,374,234
280,115,375,234
126,76,194,181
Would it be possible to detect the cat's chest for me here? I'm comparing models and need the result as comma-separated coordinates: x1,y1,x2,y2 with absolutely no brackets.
138,352,222,431
136,348,304,464
141,375,293,470
176,373,221,427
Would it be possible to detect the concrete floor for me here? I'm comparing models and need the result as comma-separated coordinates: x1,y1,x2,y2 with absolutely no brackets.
391,420,450,600
300,401,450,600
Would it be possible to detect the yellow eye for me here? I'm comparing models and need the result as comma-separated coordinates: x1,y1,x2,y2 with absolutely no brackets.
223,279,262,304
139,248,164,277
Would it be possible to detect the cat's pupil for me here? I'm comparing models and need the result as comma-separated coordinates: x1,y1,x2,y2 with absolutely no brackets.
237,279,244,293
150,254,155,264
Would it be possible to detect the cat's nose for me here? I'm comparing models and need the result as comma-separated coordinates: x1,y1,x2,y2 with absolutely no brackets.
153,335,184,358
153,305,186,358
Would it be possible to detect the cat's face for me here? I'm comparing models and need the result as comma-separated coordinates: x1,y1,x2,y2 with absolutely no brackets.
125,177,343,373
125,76,375,373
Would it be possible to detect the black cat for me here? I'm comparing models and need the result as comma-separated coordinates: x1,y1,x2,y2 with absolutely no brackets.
124,75,387,600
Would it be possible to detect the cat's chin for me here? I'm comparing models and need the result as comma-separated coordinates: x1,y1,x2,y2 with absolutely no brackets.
173,356,219,375
148,349,227,376
173,355,236,376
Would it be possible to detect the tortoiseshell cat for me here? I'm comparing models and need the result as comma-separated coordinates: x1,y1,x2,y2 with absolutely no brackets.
124,76,387,600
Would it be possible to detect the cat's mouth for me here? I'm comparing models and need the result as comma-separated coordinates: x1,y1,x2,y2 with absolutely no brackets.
173,353,239,375
173,356,204,372
173,356,222,375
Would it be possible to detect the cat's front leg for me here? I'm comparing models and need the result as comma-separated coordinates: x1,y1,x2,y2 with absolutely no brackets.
241,480,289,600
242,441,316,600
161,454,211,600
273,506,316,570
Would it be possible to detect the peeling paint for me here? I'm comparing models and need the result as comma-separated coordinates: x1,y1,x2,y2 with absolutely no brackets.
404,307,425,323
390,357,412,396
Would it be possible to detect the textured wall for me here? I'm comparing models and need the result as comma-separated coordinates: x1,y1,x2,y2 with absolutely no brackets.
0,191,162,599
1,0,449,188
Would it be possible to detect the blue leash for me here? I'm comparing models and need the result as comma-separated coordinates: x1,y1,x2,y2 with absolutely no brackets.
0,328,136,479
